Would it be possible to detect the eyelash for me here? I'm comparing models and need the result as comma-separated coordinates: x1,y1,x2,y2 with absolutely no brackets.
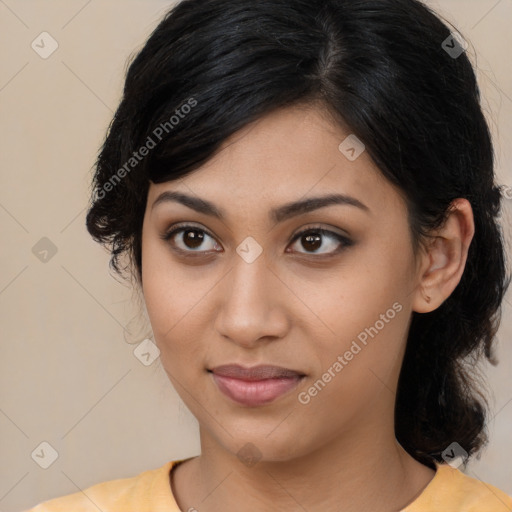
160,223,353,258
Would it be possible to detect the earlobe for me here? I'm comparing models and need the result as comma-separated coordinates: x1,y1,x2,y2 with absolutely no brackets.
412,198,475,314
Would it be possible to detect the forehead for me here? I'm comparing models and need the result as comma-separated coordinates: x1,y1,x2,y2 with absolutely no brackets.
146,105,404,219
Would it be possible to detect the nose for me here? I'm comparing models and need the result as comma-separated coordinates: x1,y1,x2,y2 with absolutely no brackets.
213,252,289,349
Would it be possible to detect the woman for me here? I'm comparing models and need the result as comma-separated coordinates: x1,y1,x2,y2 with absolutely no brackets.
27,0,512,510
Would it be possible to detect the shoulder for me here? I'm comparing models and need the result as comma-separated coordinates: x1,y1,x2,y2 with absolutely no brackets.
24,460,179,512
405,463,512,511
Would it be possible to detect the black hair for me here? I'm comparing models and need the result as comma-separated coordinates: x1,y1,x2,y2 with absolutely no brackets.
86,0,511,468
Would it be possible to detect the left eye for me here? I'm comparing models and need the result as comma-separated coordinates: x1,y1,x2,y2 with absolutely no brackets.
288,228,351,256
161,224,351,256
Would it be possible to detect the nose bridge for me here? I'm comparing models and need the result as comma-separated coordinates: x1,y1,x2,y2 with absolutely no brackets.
214,247,287,346
234,247,272,302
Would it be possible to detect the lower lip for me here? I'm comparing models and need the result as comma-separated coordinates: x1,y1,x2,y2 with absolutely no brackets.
211,373,304,407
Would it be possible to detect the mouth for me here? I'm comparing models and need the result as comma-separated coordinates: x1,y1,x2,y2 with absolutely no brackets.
208,364,306,407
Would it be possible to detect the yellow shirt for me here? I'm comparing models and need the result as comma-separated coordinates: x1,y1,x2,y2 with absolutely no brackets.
26,459,512,511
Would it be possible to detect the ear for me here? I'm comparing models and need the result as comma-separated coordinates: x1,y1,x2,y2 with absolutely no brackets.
412,198,475,313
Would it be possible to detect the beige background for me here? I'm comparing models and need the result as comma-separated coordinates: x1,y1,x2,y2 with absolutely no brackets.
0,1,511,510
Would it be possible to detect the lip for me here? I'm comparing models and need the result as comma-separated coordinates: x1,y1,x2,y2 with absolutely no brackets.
209,364,306,407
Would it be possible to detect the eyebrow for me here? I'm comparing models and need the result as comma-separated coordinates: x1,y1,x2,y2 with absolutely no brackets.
151,191,370,223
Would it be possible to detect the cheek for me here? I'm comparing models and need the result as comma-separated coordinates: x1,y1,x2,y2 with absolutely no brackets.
296,302,409,431
141,237,217,372
142,238,184,349
311,294,408,384
303,246,411,344
142,233,186,328
300,242,413,393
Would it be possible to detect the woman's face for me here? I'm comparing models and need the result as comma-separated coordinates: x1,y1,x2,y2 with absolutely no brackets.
141,105,425,462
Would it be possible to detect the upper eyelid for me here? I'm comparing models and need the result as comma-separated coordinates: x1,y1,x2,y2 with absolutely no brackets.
164,222,348,239
164,222,215,239
291,226,348,239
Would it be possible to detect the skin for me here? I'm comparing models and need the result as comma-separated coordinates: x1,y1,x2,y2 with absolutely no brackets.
141,104,475,512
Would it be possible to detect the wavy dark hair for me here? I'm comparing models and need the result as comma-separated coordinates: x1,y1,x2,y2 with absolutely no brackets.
85,0,510,468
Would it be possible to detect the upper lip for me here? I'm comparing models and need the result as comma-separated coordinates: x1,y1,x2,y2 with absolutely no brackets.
209,364,305,381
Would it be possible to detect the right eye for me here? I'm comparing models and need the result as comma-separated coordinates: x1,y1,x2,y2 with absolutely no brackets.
161,223,223,254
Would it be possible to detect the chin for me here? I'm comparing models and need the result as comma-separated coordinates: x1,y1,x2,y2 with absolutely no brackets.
213,426,312,465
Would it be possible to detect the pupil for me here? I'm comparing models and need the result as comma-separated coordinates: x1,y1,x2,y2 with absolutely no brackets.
184,229,204,249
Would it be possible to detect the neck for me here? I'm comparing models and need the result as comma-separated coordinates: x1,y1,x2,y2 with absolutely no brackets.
174,417,435,512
